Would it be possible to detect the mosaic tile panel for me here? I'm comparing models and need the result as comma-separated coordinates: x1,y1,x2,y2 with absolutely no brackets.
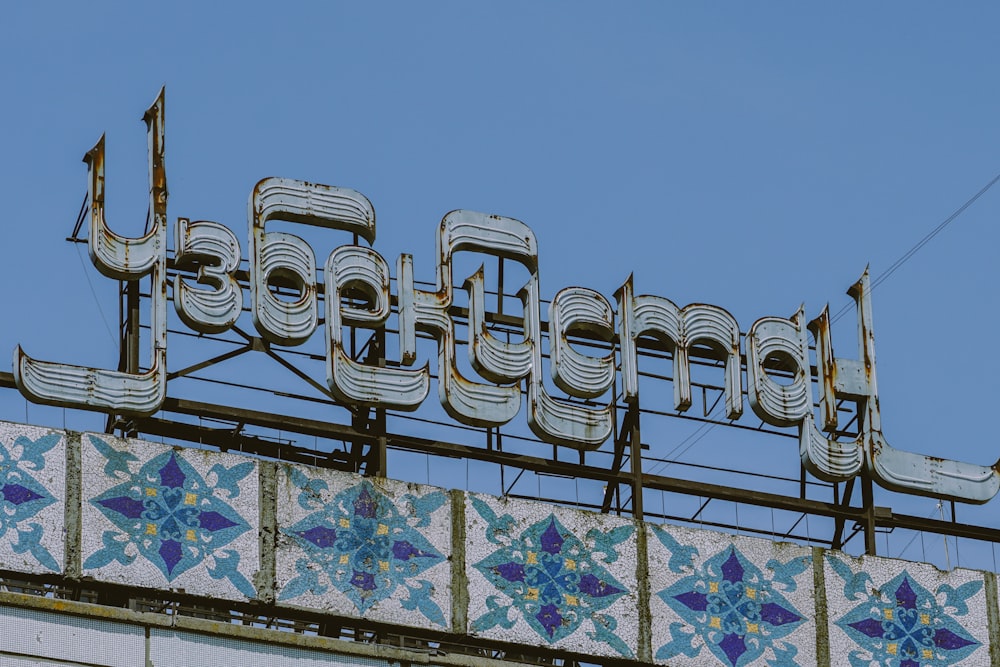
465,493,639,659
275,465,451,630
825,552,988,667
0,421,65,575
80,433,259,600
648,524,815,667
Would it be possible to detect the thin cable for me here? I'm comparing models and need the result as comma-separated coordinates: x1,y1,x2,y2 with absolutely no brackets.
832,172,1000,323
894,503,941,559
75,243,118,349
646,403,727,476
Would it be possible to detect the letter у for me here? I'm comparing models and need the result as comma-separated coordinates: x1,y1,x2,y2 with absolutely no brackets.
14,89,170,416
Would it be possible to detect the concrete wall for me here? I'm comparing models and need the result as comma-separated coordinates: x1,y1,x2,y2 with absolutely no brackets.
0,592,526,667
0,419,996,666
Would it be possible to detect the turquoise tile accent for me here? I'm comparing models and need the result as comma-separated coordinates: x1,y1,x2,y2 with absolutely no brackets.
828,556,982,666
466,494,638,659
276,466,451,630
81,435,259,600
0,425,63,573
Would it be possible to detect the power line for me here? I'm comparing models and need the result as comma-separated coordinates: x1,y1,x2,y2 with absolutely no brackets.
831,172,1000,323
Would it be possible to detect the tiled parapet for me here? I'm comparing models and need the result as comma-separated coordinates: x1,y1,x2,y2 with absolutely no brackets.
647,525,815,667
4,417,1000,666
464,493,641,660
80,433,259,600
824,552,988,666
274,465,452,631
0,422,66,575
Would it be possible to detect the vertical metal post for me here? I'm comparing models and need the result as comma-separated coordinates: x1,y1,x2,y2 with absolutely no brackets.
629,402,643,520
497,256,504,316
126,280,141,374
372,326,387,477
862,472,877,555
602,406,629,514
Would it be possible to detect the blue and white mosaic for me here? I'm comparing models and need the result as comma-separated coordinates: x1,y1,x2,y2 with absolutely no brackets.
81,434,259,600
825,553,987,667
648,525,815,667
0,422,65,575
275,466,451,630
465,493,638,659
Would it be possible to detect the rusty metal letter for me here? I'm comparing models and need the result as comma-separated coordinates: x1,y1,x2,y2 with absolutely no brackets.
396,211,527,427
325,245,429,409
797,303,865,483
14,89,168,416
524,279,613,449
248,177,375,346
746,306,811,427
839,271,1000,503
617,276,743,419
549,287,615,399
174,218,242,333
466,266,532,383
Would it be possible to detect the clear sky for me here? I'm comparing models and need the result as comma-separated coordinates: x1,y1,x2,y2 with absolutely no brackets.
1,3,998,569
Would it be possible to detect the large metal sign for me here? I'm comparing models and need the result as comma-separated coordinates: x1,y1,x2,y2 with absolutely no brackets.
11,90,999,505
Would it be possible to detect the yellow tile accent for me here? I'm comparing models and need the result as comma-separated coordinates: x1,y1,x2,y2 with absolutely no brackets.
886,643,897,655
746,623,758,634
145,487,157,497
379,561,389,571
146,523,157,535
377,523,389,535
339,554,349,565
564,595,578,606
525,588,539,601
186,529,196,541
526,552,538,565
884,609,893,620
565,559,576,570
709,617,721,629
921,613,930,625
184,493,197,506
709,582,719,593
745,588,756,599
923,649,933,659
339,518,350,528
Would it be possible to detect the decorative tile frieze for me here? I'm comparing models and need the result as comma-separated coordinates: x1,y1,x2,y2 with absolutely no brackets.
825,552,987,667
0,422,65,575
275,465,451,630
465,493,639,659
80,434,258,600
648,524,814,667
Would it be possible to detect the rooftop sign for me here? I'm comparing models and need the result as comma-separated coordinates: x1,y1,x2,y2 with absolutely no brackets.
12,91,999,504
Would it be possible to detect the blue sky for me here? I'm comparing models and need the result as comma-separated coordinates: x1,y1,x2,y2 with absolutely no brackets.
1,3,999,568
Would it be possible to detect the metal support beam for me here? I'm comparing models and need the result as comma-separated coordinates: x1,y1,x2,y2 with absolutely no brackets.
629,403,643,521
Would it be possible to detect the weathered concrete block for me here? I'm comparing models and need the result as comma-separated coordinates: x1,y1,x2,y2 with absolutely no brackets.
824,551,988,666
80,433,259,600
0,602,145,667
274,465,452,630
465,493,639,660
647,524,815,667
0,421,65,575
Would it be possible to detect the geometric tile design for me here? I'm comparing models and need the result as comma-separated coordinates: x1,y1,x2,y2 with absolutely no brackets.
474,513,627,642
80,434,259,601
0,422,65,574
649,525,815,667
466,493,638,660
826,554,987,667
1,417,999,665
275,465,451,630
